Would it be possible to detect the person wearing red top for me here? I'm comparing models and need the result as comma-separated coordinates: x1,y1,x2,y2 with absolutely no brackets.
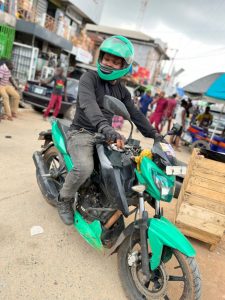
149,91,168,133
164,93,177,132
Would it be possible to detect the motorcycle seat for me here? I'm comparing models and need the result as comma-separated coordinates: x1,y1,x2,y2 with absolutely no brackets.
57,119,71,150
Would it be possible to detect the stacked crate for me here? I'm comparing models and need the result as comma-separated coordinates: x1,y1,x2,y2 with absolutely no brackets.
175,149,225,250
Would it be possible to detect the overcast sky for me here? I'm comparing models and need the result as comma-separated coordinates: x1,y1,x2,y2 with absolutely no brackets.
100,0,225,86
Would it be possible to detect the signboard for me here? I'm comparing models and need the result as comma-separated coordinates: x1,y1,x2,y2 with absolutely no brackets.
76,47,93,64
132,66,150,84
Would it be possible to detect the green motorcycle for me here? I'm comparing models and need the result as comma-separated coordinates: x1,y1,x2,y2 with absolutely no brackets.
33,96,201,300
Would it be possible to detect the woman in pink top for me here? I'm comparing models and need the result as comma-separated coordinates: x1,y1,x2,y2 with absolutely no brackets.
149,91,168,133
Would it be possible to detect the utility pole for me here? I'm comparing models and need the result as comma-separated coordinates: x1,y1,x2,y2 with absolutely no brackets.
165,48,179,91
136,0,150,30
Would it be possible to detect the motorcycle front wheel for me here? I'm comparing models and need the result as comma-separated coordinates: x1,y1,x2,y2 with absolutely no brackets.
117,233,201,300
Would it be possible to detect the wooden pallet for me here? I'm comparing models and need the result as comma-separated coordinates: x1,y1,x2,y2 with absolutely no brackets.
175,149,225,250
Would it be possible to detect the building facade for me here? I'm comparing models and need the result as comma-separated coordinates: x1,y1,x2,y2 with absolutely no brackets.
0,0,105,82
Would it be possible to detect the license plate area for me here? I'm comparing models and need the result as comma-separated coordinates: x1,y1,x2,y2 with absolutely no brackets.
166,166,187,175
33,86,46,95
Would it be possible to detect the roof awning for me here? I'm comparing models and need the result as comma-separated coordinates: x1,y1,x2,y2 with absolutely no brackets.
16,19,73,51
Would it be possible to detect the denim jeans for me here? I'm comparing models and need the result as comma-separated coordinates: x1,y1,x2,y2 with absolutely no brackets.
60,129,96,201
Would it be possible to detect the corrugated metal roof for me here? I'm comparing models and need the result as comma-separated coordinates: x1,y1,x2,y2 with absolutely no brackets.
85,24,154,42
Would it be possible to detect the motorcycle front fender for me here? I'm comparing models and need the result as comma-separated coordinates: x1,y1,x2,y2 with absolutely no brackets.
148,216,196,270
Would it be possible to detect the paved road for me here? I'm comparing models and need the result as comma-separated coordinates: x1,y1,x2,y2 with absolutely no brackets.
0,109,225,300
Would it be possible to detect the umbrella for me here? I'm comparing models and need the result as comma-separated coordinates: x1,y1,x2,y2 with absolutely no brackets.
183,73,225,139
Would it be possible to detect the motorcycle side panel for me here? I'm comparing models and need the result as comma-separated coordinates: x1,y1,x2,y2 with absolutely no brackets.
51,121,73,171
148,216,196,270
97,145,129,216
74,211,103,250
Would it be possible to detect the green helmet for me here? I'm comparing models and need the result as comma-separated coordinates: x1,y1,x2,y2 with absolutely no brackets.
97,35,134,81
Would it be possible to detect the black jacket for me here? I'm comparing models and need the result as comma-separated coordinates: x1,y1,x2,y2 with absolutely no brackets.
71,71,157,138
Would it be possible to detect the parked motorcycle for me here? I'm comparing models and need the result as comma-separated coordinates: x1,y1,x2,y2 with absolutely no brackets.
33,95,201,300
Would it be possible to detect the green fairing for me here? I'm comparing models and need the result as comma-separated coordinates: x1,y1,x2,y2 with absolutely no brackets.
51,120,102,249
135,157,175,202
74,211,103,250
148,216,196,270
51,120,73,171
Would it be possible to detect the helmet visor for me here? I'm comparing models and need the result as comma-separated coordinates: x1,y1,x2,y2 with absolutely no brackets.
100,37,134,65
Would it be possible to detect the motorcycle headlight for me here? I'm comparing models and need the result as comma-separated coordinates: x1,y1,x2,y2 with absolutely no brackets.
152,170,174,201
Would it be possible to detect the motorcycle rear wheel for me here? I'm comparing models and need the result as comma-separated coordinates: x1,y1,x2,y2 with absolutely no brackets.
36,146,64,207
117,233,201,300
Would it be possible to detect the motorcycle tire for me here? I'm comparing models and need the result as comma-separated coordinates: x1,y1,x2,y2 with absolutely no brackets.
117,233,201,300
36,146,61,207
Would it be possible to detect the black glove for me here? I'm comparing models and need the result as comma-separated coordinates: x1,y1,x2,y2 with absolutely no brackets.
154,133,167,144
101,125,123,143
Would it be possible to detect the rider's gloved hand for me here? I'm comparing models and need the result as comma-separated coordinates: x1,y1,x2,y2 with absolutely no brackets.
101,125,125,149
154,133,168,144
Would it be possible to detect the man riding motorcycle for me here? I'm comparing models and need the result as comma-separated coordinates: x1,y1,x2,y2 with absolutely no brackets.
58,35,162,225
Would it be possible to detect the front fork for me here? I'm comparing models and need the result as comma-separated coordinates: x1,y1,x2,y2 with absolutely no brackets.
135,186,162,281
135,187,151,281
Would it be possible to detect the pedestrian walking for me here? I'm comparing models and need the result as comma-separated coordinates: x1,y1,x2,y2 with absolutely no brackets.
139,89,153,117
41,67,67,119
0,59,20,121
149,91,168,133
170,99,187,151
164,93,177,132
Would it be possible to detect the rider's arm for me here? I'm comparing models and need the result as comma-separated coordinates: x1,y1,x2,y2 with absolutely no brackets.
78,72,109,131
123,88,158,138
40,76,55,85
150,98,158,107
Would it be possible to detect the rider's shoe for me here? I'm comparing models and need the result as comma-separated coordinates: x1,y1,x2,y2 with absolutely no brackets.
57,197,74,225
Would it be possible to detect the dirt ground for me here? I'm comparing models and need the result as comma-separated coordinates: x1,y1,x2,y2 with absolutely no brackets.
0,108,225,300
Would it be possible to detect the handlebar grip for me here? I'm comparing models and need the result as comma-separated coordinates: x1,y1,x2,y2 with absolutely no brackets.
95,133,106,143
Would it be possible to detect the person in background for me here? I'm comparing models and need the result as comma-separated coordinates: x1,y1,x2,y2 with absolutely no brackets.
163,93,177,132
0,59,20,121
41,67,67,120
170,99,187,151
139,89,153,117
185,98,193,118
190,105,200,124
112,115,124,130
149,91,168,133
196,106,213,129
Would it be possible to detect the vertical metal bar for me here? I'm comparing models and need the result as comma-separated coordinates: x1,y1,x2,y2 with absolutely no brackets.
139,192,145,219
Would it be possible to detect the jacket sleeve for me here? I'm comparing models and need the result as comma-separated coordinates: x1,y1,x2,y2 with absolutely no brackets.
78,72,109,130
123,88,158,139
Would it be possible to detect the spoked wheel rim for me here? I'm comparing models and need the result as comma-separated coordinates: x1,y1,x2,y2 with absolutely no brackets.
127,240,189,300
131,260,168,298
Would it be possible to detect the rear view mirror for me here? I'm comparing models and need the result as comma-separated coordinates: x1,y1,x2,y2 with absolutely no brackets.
103,95,131,121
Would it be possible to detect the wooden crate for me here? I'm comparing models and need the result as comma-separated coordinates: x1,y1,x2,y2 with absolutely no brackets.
175,149,225,250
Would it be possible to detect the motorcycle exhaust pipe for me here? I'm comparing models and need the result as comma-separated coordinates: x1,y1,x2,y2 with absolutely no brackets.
104,210,122,229
32,151,58,206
